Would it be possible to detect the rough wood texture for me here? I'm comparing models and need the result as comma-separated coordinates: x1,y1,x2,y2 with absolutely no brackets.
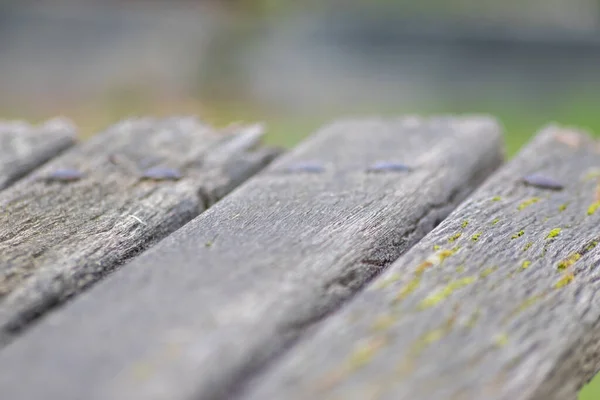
0,118,76,190
0,117,279,344
0,116,502,400
245,125,600,400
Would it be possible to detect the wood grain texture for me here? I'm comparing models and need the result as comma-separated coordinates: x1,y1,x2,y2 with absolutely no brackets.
244,125,600,400
0,118,76,190
0,117,279,344
0,116,502,400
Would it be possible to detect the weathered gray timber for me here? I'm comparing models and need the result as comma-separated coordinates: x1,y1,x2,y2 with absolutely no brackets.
0,117,279,344
0,116,503,400
0,118,76,190
244,125,600,400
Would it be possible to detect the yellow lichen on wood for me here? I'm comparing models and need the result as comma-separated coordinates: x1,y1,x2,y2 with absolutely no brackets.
557,253,581,271
518,197,540,211
346,336,387,372
588,201,600,216
448,233,462,243
511,230,525,239
480,266,497,278
394,277,420,302
415,261,434,274
418,277,476,309
437,249,456,262
554,272,575,289
546,228,561,239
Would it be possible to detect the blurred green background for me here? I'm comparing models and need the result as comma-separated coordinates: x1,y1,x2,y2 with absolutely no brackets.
1,1,600,397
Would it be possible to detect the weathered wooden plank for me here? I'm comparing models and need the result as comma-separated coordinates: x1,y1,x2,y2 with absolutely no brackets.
0,118,76,190
0,116,502,400
244,125,600,400
0,117,280,344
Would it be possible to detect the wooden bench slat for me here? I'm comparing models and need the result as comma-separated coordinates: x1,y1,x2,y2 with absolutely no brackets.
243,125,600,400
0,116,502,400
0,118,76,190
0,117,279,345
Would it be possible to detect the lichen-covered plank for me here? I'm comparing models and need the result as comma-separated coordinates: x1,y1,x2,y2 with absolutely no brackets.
0,116,502,400
244,125,600,400
0,118,76,190
0,117,279,344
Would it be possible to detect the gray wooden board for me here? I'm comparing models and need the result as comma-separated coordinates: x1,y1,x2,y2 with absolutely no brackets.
244,125,600,400
0,116,503,400
0,117,279,345
0,118,76,190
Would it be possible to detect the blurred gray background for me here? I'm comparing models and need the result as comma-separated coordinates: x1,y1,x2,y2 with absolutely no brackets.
1,0,600,151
